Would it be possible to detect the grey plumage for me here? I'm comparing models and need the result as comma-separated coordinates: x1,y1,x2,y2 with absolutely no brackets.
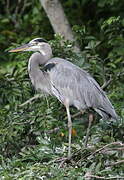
28,52,117,120
9,38,118,158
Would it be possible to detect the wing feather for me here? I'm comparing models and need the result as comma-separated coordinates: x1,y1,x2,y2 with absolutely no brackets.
46,58,117,119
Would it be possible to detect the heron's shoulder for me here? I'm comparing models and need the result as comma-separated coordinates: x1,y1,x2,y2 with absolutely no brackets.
49,58,104,92
47,58,92,79
48,57,78,69
46,58,91,81
48,57,69,63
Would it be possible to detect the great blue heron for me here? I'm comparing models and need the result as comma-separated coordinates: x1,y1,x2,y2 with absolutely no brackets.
9,38,117,158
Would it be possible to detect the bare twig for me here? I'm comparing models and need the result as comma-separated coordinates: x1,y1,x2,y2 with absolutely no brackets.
65,112,81,120
12,120,31,125
101,77,112,90
46,127,61,134
6,0,10,15
111,147,124,151
65,110,85,120
109,160,124,166
101,71,123,90
15,0,21,16
48,157,69,167
20,0,29,16
84,174,124,179
90,142,123,157
99,147,124,154
19,94,43,107
71,112,82,118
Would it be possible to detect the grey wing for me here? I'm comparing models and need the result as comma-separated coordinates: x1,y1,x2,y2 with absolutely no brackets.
47,59,117,120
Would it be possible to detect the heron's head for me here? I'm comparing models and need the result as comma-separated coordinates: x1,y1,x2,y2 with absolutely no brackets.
9,38,52,57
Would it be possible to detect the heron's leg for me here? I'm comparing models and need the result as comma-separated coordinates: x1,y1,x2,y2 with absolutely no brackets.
65,104,72,159
84,113,93,147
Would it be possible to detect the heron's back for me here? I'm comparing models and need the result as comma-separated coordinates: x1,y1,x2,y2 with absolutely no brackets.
46,57,117,120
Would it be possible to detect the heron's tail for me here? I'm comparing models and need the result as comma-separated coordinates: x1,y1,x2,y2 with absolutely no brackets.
95,106,118,120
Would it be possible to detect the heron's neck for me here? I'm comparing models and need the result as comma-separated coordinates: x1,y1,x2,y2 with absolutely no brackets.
28,52,52,73
39,50,52,64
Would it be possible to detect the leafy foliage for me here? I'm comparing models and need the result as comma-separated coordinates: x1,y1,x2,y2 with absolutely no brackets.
0,0,124,179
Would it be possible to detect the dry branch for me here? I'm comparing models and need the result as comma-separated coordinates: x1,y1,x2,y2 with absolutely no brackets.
101,77,112,89
84,174,124,180
109,160,124,166
19,94,43,107
90,142,124,157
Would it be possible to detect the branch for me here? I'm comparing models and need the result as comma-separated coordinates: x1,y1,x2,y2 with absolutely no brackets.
46,127,61,134
84,174,124,179
109,160,124,166
101,77,112,90
64,112,81,120
101,71,123,90
15,0,21,16
112,147,124,151
65,110,85,120
90,142,123,157
20,0,29,16
6,0,10,15
19,94,43,107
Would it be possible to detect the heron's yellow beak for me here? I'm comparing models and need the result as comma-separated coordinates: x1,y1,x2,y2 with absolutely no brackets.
9,44,30,52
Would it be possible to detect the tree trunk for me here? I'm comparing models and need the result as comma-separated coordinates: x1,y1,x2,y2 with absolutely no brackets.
39,0,80,52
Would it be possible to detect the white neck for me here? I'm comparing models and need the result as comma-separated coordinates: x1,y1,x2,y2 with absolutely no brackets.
39,43,53,62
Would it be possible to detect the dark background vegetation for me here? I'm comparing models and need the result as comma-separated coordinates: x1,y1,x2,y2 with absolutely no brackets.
0,0,124,179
